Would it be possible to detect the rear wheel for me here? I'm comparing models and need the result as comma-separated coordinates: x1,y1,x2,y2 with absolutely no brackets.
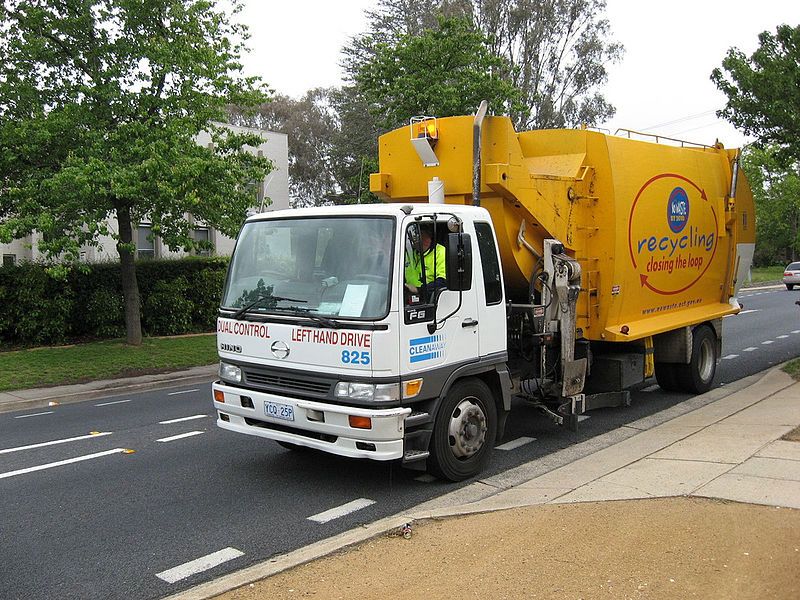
787,284,794,290
655,362,680,392
428,378,497,482
674,325,717,394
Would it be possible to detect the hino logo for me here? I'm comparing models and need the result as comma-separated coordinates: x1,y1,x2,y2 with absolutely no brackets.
271,341,290,359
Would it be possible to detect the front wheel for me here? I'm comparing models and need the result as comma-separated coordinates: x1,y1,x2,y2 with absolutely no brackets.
428,378,497,482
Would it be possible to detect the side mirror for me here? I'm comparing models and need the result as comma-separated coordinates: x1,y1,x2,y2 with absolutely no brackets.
446,232,472,292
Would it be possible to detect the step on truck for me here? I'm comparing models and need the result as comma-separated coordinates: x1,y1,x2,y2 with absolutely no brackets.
212,104,755,481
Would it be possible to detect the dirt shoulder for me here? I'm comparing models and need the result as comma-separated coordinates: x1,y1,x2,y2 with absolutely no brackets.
218,497,800,600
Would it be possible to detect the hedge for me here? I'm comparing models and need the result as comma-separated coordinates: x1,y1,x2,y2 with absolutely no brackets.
0,257,229,348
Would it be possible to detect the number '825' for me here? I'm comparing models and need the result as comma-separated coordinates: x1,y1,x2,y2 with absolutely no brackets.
341,349,370,365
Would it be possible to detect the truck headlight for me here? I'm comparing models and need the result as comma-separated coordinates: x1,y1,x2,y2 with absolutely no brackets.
334,381,400,402
219,361,242,384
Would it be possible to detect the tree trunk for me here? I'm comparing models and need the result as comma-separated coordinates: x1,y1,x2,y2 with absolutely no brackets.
116,206,143,346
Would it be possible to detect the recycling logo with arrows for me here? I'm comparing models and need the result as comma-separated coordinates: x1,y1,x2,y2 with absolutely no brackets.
628,173,718,296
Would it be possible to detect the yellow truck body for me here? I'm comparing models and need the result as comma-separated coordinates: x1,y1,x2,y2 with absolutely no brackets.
371,115,755,344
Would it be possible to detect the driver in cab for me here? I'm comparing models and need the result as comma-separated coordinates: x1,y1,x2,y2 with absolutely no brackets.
404,224,446,299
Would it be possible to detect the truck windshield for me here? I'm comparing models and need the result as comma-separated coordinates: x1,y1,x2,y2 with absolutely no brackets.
222,217,394,320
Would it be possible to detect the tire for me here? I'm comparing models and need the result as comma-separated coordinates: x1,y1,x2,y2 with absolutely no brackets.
787,284,794,290
428,378,497,482
674,325,717,394
655,362,680,392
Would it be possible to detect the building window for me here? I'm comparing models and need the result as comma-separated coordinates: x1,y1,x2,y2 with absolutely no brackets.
193,228,212,256
2,254,16,267
137,225,155,260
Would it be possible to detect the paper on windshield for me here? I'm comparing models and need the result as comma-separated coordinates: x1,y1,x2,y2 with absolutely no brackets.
338,284,370,317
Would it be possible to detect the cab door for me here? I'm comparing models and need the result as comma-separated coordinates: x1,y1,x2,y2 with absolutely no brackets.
399,218,479,375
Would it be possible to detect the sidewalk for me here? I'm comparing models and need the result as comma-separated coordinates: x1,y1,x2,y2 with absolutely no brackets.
0,364,217,414
169,366,800,600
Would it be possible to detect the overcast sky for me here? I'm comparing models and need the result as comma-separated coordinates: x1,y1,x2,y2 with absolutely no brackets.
238,0,798,148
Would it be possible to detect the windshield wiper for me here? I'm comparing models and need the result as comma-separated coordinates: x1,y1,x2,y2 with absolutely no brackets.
231,294,307,320
272,306,341,329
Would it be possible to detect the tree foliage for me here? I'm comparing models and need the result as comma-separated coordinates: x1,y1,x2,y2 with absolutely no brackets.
712,24,800,165
742,146,800,265
228,89,339,207
353,16,524,129
0,0,271,344
343,0,622,130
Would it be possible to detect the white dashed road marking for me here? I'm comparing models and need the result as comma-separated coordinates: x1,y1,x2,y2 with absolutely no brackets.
414,474,437,483
156,431,204,443
156,547,244,584
792,330,800,334
0,448,128,480
777,335,789,339
13,412,53,419
159,415,208,425
95,399,131,407
308,498,376,524
167,389,199,396
762,340,774,345
743,347,758,352
0,432,111,455
722,354,739,360
641,384,660,392
496,436,536,451
577,415,590,422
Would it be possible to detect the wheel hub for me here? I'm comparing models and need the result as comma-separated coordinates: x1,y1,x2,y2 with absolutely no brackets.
447,398,487,458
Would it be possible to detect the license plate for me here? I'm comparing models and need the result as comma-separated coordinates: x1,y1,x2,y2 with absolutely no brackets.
264,400,295,422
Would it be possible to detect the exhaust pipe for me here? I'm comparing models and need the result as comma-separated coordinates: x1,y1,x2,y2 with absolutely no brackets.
472,100,488,207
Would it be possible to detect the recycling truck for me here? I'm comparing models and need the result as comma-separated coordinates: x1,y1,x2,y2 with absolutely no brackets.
212,104,755,481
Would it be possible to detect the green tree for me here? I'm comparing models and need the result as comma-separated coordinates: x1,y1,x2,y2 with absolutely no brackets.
0,0,271,345
344,0,623,130
712,24,800,165
353,16,524,130
742,146,800,265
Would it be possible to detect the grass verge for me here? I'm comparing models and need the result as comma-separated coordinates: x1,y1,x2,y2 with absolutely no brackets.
783,357,800,382
748,266,786,284
0,334,217,392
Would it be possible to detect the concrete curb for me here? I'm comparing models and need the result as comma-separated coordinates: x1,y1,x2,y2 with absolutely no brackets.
164,365,796,600
0,364,217,415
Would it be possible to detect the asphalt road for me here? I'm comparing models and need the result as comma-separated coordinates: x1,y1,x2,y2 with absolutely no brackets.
1,286,798,600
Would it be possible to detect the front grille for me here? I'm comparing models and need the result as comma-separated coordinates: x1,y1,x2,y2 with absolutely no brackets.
243,369,332,397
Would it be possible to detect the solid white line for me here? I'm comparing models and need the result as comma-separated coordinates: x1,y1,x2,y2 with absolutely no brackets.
13,411,53,419
761,340,774,345
159,415,208,424
156,547,244,584
95,399,131,407
0,432,112,455
496,436,536,451
0,448,126,480
167,389,199,396
157,431,204,443
777,335,789,339
307,498,376,524
641,384,660,392
743,347,758,352
722,354,739,360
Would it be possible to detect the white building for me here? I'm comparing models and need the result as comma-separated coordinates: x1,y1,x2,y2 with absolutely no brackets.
1,123,288,266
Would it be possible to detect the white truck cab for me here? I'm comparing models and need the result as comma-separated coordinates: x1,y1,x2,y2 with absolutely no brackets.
213,203,511,480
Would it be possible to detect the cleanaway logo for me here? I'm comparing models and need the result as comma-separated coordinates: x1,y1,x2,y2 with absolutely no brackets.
409,334,445,363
